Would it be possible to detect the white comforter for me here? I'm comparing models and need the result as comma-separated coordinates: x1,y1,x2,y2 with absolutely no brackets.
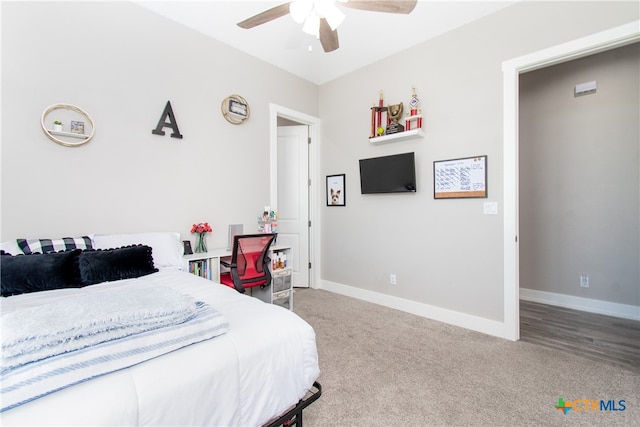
0,270,320,426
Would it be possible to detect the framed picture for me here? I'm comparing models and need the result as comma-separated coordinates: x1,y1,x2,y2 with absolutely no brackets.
433,155,487,199
229,99,248,117
221,94,250,125
70,120,85,135
326,174,345,206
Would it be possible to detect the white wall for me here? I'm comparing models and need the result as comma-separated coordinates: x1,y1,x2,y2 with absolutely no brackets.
519,43,639,307
318,1,639,326
0,1,319,249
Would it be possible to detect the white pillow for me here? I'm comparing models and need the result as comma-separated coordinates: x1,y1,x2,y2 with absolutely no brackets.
0,240,23,255
93,232,183,269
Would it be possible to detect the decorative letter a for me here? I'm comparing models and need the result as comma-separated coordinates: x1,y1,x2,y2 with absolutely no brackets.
152,101,183,139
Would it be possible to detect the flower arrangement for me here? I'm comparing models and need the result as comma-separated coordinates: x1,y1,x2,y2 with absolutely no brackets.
191,222,212,234
191,222,212,253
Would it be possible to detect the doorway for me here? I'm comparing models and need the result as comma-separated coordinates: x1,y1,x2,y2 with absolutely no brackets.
502,21,640,341
518,43,639,316
269,104,321,289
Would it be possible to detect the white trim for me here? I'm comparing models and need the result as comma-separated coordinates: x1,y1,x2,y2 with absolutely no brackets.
320,280,506,339
520,288,640,321
269,104,321,289
502,21,640,341
503,63,520,341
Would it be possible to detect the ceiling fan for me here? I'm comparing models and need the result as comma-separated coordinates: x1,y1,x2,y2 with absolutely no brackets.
237,0,417,53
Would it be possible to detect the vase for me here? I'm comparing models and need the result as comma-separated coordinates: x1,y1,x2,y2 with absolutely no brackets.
195,233,207,253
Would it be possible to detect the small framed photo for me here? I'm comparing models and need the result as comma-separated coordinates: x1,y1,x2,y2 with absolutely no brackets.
70,120,85,135
229,99,248,118
222,94,250,125
326,174,345,206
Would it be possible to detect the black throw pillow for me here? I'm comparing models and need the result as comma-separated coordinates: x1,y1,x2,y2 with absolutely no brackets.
0,249,81,297
77,244,158,286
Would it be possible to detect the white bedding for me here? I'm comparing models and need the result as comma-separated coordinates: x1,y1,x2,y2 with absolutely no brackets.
0,269,320,426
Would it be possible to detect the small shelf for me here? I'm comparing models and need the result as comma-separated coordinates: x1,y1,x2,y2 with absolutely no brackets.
369,128,424,144
48,130,89,139
41,103,95,147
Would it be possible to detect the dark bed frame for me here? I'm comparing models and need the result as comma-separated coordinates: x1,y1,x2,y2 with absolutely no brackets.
264,381,322,427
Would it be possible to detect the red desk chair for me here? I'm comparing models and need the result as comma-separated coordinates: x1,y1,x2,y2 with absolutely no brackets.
219,233,276,293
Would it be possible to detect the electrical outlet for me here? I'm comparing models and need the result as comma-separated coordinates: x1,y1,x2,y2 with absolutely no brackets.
389,274,397,285
580,273,589,288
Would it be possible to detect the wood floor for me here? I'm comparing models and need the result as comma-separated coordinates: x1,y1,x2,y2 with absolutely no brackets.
520,300,640,373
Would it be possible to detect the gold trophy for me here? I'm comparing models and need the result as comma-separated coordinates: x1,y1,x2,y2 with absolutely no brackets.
386,102,404,135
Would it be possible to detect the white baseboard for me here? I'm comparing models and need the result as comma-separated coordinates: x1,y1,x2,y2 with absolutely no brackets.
520,288,640,321
319,280,509,339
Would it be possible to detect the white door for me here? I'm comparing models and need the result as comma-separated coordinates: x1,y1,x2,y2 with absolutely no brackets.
276,125,309,287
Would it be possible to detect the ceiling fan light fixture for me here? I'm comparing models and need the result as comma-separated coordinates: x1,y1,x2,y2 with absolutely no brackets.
302,13,320,37
293,0,344,34
323,4,345,30
289,0,312,24
238,0,417,54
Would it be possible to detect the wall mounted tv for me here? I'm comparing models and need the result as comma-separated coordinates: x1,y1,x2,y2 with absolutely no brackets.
359,152,417,194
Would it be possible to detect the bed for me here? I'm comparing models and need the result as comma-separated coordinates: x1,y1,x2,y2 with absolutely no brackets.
0,232,321,426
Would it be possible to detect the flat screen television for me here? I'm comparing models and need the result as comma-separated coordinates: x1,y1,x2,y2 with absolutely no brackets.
359,152,417,194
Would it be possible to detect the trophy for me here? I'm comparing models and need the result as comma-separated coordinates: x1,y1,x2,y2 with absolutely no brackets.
386,102,404,135
370,90,388,137
409,86,420,112
405,86,423,130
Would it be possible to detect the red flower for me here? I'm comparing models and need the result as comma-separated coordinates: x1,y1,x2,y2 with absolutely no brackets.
191,222,213,234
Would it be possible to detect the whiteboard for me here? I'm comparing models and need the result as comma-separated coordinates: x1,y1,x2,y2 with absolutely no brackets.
433,155,487,199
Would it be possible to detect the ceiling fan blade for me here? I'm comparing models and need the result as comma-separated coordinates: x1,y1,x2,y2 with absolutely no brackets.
319,18,339,52
237,2,292,29
341,0,417,14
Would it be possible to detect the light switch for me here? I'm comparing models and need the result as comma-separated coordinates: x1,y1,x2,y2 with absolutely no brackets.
483,202,498,215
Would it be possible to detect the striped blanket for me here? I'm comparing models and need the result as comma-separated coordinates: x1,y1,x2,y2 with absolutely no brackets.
1,287,229,412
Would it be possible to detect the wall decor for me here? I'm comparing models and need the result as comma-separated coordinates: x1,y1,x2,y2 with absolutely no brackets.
433,155,487,199
221,94,250,125
386,102,404,135
326,174,345,206
40,103,95,147
405,86,423,131
70,121,84,134
368,87,424,144
370,90,387,138
152,100,183,139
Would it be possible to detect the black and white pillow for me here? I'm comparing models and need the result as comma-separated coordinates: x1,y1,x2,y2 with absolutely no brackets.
17,236,93,255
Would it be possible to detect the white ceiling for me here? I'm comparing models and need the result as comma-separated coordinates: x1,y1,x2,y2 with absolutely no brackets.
137,1,517,85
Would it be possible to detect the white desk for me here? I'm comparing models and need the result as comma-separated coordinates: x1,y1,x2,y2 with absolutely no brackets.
183,244,293,309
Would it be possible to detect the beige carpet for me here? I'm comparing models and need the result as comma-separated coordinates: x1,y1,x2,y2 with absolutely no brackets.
292,289,640,426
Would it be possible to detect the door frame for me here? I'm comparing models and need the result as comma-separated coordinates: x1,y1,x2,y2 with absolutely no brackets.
269,103,321,289
501,20,640,341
